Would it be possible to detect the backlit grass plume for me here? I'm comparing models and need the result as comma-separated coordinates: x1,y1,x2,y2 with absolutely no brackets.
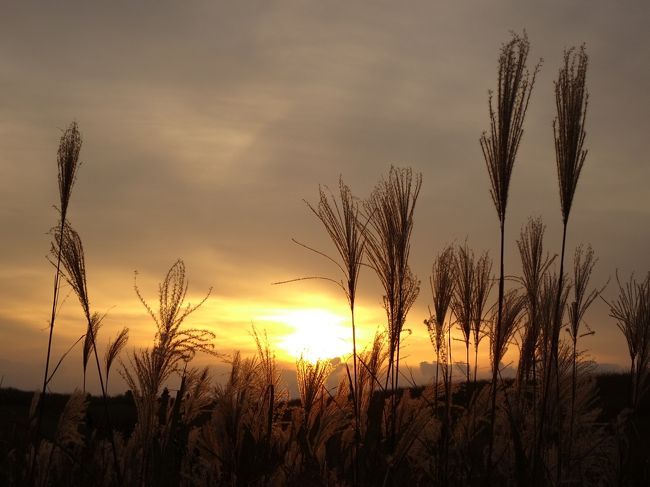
104,327,129,392
480,32,540,226
452,243,475,387
82,312,104,392
425,245,455,409
51,221,90,318
57,122,82,218
126,260,216,405
472,250,493,383
554,45,589,226
489,289,525,376
296,356,333,427
516,217,554,383
133,260,215,370
123,260,216,485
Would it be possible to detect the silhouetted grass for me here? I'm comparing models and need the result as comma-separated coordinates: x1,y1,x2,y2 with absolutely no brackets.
6,33,650,487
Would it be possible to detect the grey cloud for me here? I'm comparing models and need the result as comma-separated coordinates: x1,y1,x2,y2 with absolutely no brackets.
1,1,649,391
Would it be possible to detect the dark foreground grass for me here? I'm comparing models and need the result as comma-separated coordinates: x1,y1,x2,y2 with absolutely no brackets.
2,372,649,485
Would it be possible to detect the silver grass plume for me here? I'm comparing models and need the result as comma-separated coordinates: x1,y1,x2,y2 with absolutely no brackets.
480,32,540,225
50,221,90,319
425,245,455,410
568,245,599,343
472,251,493,383
364,166,422,394
104,327,129,390
489,290,525,372
305,176,365,464
82,312,104,391
554,46,589,225
296,356,333,427
517,217,554,382
452,243,475,384
57,122,82,219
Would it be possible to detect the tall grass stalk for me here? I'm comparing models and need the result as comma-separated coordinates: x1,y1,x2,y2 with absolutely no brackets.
50,222,121,483
38,122,82,435
567,245,599,466
479,31,540,477
425,245,455,413
535,272,569,483
545,44,588,482
515,217,553,479
304,177,365,483
516,218,553,385
364,166,421,451
424,245,455,485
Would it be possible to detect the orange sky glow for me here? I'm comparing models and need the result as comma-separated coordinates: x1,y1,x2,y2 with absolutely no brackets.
1,1,649,395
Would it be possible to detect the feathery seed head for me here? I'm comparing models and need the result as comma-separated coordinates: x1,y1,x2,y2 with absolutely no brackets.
480,31,541,224
554,45,589,224
57,121,82,218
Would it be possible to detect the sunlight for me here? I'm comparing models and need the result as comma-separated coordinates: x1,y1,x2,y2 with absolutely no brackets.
262,309,352,363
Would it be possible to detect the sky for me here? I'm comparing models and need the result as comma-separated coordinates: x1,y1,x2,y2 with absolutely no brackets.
0,1,649,395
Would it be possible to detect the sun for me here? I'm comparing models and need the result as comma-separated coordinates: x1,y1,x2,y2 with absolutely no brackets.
264,309,352,363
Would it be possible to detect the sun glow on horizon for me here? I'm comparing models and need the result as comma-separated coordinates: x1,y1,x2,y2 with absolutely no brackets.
261,309,353,363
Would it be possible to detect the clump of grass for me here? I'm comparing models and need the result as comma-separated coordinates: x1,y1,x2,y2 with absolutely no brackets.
296,357,333,428
122,259,216,485
35,390,88,486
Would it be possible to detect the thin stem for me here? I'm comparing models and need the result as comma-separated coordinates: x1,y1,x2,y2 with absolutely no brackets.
85,311,122,485
487,219,505,482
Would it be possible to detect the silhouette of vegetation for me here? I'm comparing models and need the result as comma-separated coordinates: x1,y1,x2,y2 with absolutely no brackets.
3,32,650,487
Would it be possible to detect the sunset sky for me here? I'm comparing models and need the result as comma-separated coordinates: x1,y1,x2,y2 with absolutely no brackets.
1,1,649,395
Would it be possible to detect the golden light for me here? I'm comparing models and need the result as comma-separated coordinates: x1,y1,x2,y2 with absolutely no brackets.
262,309,352,363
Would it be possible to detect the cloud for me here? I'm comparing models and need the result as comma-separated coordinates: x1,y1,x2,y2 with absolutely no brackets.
1,1,647,392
